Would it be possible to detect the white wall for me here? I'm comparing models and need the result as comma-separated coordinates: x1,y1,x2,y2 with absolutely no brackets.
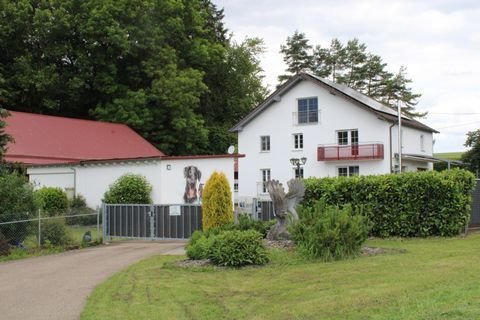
238,80,393,198
390,125,434,171
27,157,235,208
28,167,75,194
159,157,234,204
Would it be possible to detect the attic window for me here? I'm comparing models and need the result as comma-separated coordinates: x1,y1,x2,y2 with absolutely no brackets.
297,97,318,124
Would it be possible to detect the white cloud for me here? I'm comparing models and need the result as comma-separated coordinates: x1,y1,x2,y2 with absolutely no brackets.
215,0,480,152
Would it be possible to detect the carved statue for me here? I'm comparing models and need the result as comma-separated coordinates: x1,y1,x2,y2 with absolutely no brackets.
266,179,305,240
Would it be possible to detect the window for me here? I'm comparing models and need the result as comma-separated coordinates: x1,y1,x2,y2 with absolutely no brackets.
337,129,359,155
338,166,359,177
420,134,425,152
294,167,304,179
261,169,271,193
337,129,358,145
293,133,303,150
337,131,348,145
260,136,270,152
298,97,318,124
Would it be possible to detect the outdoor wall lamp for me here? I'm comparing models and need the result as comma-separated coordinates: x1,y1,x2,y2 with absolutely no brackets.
290,157,307,178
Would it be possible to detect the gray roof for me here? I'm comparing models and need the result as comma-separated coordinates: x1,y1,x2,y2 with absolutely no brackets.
230,73,438,133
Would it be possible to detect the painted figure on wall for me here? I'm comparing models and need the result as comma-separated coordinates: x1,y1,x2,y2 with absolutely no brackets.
184,166,202,203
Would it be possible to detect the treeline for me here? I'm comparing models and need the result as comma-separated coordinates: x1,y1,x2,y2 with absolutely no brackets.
278,31,423,117
0,0,267,155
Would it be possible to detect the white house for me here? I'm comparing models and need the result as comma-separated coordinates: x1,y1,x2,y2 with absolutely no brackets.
230,73,438,201
4,111,237,208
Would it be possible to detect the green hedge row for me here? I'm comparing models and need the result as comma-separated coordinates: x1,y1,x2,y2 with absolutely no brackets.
303,169,475,237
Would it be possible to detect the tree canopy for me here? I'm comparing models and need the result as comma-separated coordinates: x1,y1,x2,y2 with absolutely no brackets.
461,130,480,176
278,31,424,118
0,109,12,161
0,0,266,155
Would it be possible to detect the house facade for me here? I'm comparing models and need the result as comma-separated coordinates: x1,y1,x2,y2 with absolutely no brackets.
231,73,438,201
4,111,237,208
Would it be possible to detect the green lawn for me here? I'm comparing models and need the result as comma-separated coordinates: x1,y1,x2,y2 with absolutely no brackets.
81,232,480,320
434,152,464,160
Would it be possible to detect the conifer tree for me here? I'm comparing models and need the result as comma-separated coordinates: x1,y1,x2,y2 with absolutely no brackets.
202,171,233,231
278,31,313,83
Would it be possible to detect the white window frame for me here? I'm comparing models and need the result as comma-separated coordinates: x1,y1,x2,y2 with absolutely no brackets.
297,97,319,125
336,129,359,145
261,169,271,193
337,166,360,177
260,135,270,152
293,167,304,179
293,133,304,150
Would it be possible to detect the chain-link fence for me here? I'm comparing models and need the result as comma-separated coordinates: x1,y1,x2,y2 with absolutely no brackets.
0,208,102,256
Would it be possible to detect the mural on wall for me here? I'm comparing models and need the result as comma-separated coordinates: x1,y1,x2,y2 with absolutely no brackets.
183,166,203,204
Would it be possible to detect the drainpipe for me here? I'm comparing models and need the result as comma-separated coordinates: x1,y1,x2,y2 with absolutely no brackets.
389,123,395,173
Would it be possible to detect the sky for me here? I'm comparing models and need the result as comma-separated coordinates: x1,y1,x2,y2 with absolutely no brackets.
215,0,480,153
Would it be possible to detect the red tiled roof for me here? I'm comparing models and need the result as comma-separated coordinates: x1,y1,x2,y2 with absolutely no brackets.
4,111,164,165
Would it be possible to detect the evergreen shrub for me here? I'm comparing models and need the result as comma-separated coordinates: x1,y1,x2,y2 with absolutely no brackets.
35,187,69,216
185,231,214,260
202,171,233,231
237,213,275,238
303,169,475,237
103,173,152,204
0,172,38,244
209,230,269,267
290,200,370,261
41,219,72,246
0,231,10,256
67,195,97,225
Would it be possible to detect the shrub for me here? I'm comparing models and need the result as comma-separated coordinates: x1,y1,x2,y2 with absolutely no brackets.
209,230,269,267
35,187,69,216
40,219,72,246
67,195,98,225
0,172,38,244
237,213,275,238
0,231,10,256
290,200,370,261
103,173,153,204
186,231,214,260
202,171,233,231
303,169,476,237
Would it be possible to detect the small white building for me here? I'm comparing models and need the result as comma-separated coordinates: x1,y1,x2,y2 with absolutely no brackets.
5,111,237,208
230,73,438,201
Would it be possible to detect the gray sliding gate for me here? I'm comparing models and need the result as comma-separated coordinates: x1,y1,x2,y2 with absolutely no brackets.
103,204,202,240
470,179,480,228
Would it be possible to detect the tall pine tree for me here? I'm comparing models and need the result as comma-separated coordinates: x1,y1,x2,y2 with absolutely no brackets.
280,34,424,117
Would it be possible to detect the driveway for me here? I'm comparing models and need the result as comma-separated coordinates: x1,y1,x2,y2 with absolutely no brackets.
0,240,186,320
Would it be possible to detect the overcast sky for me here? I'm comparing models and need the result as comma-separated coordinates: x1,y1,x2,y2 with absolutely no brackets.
215,0,480,153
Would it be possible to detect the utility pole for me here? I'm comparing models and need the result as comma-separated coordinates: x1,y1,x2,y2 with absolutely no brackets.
397,100,402,173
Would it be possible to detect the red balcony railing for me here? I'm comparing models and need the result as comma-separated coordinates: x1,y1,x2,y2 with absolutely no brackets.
317,143,384,161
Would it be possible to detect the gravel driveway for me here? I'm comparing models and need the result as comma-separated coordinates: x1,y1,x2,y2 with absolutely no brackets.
0,240,186,320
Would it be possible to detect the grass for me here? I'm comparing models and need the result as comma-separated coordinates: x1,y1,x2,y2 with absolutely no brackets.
81,232,480,320
434,152,463,160
0,225,102,263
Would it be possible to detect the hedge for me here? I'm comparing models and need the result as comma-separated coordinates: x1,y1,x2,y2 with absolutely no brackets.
303,169,475,237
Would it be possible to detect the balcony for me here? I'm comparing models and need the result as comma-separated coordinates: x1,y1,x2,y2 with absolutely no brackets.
292,110,320,125
317,143,384,161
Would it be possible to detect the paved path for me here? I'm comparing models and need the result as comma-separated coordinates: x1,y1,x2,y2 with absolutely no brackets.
0,240,186,320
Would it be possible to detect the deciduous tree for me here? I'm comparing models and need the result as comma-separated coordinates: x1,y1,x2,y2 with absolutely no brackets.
0,0,267,155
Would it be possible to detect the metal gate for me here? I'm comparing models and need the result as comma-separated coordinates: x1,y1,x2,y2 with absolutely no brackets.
103,204,202,240
470,179,480,228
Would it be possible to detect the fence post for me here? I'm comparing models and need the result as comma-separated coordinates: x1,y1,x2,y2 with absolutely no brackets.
102,202,106,243
37,209,41,247
96,205,100,242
